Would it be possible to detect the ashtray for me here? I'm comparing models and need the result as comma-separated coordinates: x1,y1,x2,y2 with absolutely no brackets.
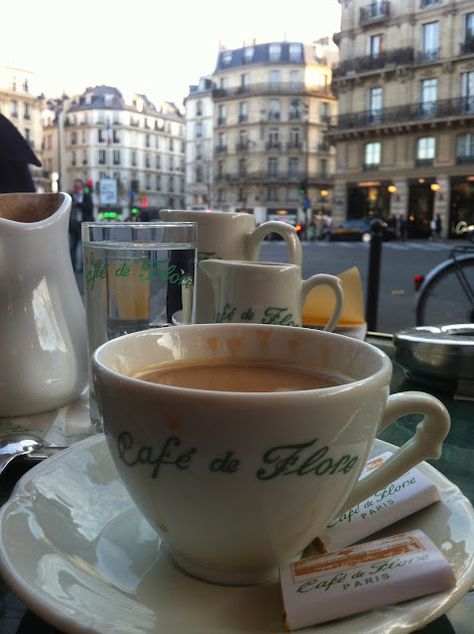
394,324,474,389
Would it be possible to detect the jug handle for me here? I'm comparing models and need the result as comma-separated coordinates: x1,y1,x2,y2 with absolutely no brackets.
247,222,302,266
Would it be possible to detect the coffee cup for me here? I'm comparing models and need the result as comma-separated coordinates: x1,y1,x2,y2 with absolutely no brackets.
159,210,302,323
200,259,343,331
93,324,450,585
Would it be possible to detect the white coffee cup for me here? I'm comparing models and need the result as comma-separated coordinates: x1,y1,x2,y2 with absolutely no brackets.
200,259,343,331
159,210,302,323
93,324,450,585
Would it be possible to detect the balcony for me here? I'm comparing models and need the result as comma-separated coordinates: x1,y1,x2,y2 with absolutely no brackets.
415,158,434,167
457,154,474,164
335,97,474,131
363,162,380,171
217,117,227,126
287,141,303,150
334,47,414,78
266,141,281,150
212,82,331,100
460,38,474,55
359,1,390,26
317,142,330,152
236,142,250,151
238,115,248,123
417,48,440,64
215,145,227,154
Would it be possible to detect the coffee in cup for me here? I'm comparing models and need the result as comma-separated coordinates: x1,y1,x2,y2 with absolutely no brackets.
93,324,450,585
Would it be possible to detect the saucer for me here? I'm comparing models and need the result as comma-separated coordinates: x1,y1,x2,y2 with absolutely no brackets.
303,322,368,341
0,437,473,634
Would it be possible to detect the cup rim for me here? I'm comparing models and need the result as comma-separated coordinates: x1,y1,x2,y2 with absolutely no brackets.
93,324,391,399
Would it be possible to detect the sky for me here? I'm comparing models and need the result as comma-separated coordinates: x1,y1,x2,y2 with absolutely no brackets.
1,0,341,108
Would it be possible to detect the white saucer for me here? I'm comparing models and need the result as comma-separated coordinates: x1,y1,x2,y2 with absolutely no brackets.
0,436,473,634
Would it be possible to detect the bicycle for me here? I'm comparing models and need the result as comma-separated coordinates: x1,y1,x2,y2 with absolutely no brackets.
415,244,474,326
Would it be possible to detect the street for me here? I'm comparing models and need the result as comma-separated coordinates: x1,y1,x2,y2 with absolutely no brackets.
260,239,462,334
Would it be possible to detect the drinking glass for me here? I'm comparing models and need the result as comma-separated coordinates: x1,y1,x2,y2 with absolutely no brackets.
82,222,197,429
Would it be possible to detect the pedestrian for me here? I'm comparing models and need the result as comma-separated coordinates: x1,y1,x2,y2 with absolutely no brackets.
69,179,94,272
435,214,442,239
400,215,408,241
0,114,40,193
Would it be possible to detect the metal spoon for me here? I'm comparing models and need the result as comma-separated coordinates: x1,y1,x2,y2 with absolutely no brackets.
0,433,46,476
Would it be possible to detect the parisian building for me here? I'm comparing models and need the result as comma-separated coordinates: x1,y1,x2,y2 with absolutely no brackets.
184,76,214,209
329,0,474,238
42,85,185,218
185,39,338,225
0,65,48,192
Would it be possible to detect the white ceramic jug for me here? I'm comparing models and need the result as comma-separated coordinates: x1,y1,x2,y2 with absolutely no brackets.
0,193,88,417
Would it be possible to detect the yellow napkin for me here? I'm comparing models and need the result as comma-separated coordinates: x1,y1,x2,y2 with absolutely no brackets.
302,266,365,327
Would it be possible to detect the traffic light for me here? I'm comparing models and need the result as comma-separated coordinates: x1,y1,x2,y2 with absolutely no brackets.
131,207,139,216
298,180,307,197
85,179,94,194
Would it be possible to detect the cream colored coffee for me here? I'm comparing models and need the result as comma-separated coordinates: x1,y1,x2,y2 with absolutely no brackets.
132,359,350,392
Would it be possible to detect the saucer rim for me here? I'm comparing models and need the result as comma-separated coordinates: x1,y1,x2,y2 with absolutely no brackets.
0,435,473,634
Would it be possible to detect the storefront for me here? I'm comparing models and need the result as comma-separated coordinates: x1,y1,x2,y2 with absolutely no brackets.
407,179,436,239
449,177,474,238
347,182,391,220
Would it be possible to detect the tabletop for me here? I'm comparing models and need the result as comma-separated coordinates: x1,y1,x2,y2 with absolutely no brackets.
0,333,472,634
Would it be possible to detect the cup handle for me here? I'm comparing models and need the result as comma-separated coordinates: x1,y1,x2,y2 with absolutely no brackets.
246,222,303,266
301,274,343,332
340,391,450,513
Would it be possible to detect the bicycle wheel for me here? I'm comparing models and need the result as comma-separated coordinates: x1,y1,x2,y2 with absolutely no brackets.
416,256,474,326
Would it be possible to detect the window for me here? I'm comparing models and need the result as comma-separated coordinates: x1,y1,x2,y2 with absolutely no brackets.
238,129,248,149
244,46,254,63
218,104,226,125
466,13,474,41
320,158,328,177
156,174,161,190
217,189,226,203
238,188,245,202
196,165,203,182
71,150,76,166
196,144,202,160
457,133,474,162
217,160,224,178
11,101,18,117
218,132,226,150
195,121,203,138
98,149,106,164
268,127,279,147
196,100,203,116
113,130,120,143
421,78,438,116
145,154,151,168
239,101,248,122
288,187,298,201
156,154,161,169
422,22,439,60
416,137,436,164
320,102,330,123
267,157,278,177
113,114,121,125
289,43,302,62
104,94,114,106
98,129,104,143
23,103,30,119
145,174,151,190
461,72,474,112
71,131,77,145
131,151,137,166
290,70,301,87
288,100,301,121
288,157,299,177
269,44,281,62
169,138,174,151
271,70,281,88
369,34,383,58
82,150,87,165
364,142,381,169
368,87,383,123
222,51,232,65
169,156,174,170
240,73,250,89
289,128,300,148
113,150,121,165
219,77,228,89
267,186,278,201
268,100,280,121
238,158,247,177
169,175,175,192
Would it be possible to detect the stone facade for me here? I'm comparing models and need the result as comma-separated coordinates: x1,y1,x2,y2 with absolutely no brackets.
330,0,474,238
185,40,338,224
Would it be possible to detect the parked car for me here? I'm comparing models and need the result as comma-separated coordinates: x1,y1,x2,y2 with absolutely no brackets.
323,218,397,242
